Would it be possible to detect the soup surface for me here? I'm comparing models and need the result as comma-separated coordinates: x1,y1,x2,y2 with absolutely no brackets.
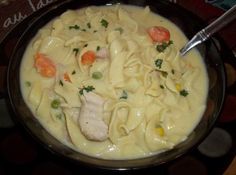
20,5,208,159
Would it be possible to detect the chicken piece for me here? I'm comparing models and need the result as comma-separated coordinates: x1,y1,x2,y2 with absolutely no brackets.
96,47,109,59
78,92,108,141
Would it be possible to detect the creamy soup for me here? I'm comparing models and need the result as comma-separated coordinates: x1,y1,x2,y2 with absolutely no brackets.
20,5,208,159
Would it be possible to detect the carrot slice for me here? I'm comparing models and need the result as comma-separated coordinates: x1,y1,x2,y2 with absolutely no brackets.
34,53,56,78
81,50,96,65
64,72,71,82
147,26,170,43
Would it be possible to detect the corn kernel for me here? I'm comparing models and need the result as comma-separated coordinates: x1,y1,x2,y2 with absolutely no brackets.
155,127,165,137
175,83,181,91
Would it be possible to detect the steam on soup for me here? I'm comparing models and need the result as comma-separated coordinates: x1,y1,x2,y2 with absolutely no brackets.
20,5,208,159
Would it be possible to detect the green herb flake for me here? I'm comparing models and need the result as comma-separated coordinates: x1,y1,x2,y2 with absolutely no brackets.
87,22,91,29
96,46,101,51
25,81,31,87
71,70,76,75
73,48,79,56
120,90,128,99
180,89,189,97
100,19,109,28
160,85,164,89
114,27,124,34
156,40,173,52
171,69,175,74
83,44,88,47
155,123,162,128
69,24,80,30
79,85,95,95
59,80,64,86
56,114,63,120
92,71,103,79
51,99,61,109
81,29,86,32
155,59,163,69
93,30,97,33
161,71,168,78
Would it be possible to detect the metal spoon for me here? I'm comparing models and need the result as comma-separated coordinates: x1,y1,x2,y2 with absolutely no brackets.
180,4,236,56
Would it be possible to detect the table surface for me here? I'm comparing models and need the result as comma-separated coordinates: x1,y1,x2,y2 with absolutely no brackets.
0,0,236,175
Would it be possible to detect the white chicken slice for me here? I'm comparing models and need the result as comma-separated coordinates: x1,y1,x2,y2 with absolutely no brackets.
78,92,108,141
96,47,109,59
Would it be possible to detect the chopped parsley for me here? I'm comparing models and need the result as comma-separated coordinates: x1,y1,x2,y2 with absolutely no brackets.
161,71,168,78
156,40,173,52
79,85,95,95
160,85,164,89
114,27,124,34
96,46,101,51
180,89,189,97
81,29,86,32
93,30,97,33
69,24,80,30
92,71,103,79
120,90,128,99
73,48,79,56
51,99,60,109
155,59,163,69
56,113,63,120
101,19,109,28
71,70,76,75
155,123,162,128
83,44,88,47
59,80,64,86
87,22,91,28
171,69,175,74
25,81,31,87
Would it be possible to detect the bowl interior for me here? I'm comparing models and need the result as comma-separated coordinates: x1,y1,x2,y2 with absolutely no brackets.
7,0,226,170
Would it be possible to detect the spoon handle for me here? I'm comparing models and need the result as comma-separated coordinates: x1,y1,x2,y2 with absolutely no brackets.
204,4,236,37
180,4,236,56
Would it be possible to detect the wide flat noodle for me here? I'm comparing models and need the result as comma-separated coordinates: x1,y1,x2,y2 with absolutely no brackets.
109,51,128,87
38,36,74,65
108,102,130,144
122,107,145,133
145,115,174,152
60,10,78,24
36,89,68,140
123,55,144,77
82,79,117,99
118,8,138,32
28,81,42,109
54,80,81,107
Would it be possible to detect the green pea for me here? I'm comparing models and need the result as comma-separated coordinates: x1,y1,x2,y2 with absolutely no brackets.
92,72,103,79
25,81,31,87
51,99,60,109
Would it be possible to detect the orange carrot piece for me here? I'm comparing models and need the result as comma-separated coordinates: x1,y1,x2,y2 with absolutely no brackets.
81,50,96,65
64,72,71,82
147,26,170,43
34,53,56,78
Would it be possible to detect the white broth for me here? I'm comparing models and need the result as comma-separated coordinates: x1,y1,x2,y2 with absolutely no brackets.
20,5,208,159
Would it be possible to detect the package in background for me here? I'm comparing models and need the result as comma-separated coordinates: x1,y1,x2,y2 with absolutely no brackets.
205,0,236,10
